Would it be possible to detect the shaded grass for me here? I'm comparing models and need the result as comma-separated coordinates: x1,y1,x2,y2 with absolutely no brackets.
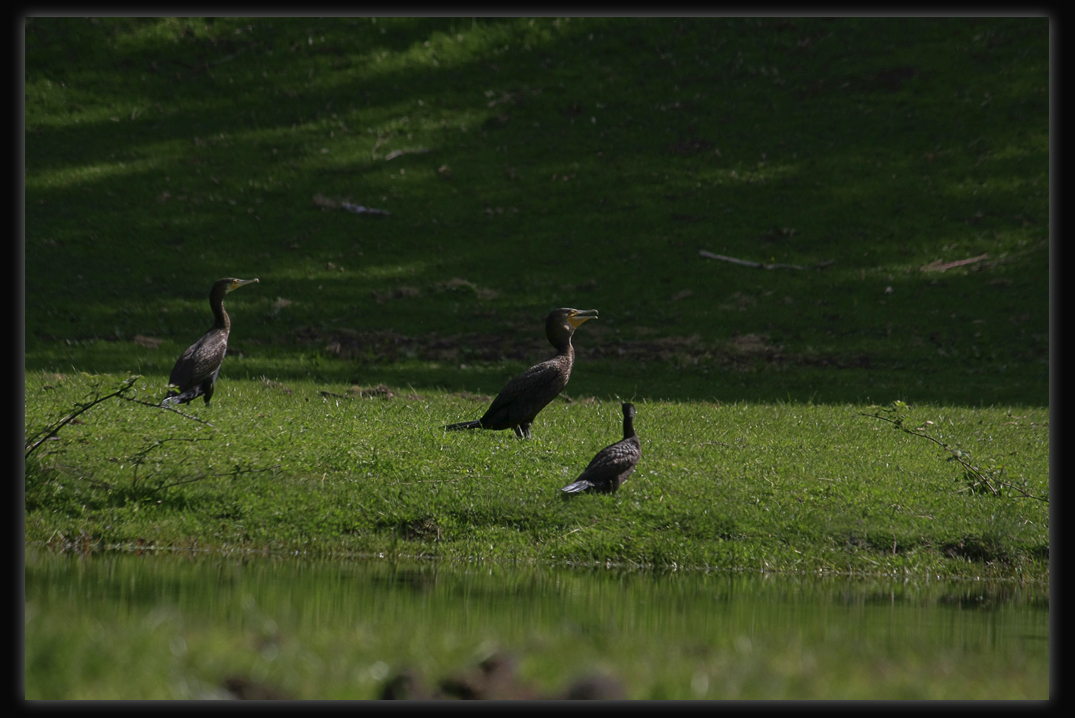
25,17,1048,406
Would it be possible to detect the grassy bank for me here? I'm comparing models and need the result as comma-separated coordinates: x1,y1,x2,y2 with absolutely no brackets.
24,17,1049,578
25,372,1049,579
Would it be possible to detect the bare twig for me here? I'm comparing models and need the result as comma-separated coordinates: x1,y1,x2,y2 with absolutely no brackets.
157,463,282,491
699,249,835,270
862,406,1047,503
119,394,216,427
25,376,140,459
212,463,282,479
130,436,213,488
864,410,1000,496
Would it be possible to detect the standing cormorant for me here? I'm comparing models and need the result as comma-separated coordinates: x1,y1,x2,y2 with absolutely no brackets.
444,307,598,439
162,277,258,406
561,403,640,494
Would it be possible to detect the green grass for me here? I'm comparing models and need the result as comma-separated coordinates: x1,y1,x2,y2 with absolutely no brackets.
25,372,1048,579
24,17,1049,578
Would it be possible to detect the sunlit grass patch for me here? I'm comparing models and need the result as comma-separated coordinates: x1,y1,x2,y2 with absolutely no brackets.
24,371,1048,578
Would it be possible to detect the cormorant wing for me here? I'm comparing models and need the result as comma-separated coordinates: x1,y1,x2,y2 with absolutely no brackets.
482,359,569,428
169,331,228,390
574,437,641,484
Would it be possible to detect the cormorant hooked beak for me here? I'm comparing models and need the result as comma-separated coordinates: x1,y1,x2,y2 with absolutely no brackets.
568,308,598,328
227,278,259,293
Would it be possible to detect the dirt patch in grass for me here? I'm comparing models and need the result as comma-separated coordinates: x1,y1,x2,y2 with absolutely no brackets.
292,327,872,371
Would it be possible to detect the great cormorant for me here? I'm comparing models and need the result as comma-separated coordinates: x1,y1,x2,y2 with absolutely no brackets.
162,277,258,406
561,403,640,494
444,307,598,439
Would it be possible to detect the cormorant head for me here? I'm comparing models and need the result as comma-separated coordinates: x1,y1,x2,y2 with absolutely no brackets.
224,277,259,293
545,308,598,347
210,277,259,303
547,307,598,331
621,403,635,419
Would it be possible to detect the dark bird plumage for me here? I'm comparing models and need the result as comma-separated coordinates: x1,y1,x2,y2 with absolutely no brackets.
222,675,291,700
444,308,598,439
561,403,641,494
438,652,539,700
380,652,627,700
554,674,627,700
162,277,258,407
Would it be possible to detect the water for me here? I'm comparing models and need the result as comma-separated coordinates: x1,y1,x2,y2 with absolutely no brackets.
24,548,1049,699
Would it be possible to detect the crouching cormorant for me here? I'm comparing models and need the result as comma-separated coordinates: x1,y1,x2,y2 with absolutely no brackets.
444,307,598,439
162,277,258,406
561,403,640,494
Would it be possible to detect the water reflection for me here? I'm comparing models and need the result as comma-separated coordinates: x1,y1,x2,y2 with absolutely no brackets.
25,548,1048,699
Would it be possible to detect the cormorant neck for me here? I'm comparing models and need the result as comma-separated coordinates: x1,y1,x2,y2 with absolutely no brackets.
215,305,231,332
547,324,575,355
210,289,230,331
622,414,636,439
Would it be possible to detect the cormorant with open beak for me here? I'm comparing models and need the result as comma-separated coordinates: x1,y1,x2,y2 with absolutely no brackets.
444,308,598,439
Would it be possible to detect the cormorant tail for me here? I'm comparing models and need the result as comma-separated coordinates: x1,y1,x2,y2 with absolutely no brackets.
161,388,200,407
561,480,594,494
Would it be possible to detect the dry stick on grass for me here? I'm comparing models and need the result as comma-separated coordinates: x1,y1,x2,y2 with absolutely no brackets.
920,253,989,272
699,249,836,270
384,147,431,161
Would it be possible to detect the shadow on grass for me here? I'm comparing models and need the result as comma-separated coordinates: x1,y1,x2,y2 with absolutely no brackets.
26,17,1049,409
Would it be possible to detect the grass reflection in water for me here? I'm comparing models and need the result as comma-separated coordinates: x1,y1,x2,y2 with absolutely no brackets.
24,548,1048,699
